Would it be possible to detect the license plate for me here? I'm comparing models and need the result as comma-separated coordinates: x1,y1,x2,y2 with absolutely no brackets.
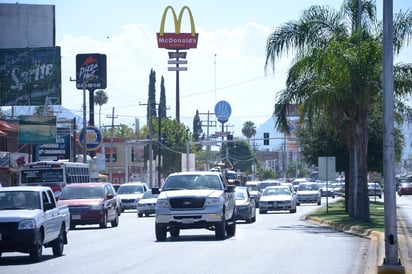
72,215,81,220
181,218,194,224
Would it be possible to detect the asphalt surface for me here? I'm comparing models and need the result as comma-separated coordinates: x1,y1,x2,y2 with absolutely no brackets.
306,205,412,274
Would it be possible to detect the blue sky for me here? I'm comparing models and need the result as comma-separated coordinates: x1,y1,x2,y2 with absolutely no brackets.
3,0,412,138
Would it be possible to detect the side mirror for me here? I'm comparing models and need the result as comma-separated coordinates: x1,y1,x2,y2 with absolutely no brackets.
107,193,114,199
152,187,160,194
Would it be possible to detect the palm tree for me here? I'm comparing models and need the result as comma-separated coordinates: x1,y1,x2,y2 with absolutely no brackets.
265,0,412,221
94,90,108,129
241,121,256,142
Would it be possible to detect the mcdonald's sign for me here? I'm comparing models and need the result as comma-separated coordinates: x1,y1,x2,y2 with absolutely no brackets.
157,6,199,49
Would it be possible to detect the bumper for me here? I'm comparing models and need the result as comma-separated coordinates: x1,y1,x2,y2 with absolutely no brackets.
259,202,294,211
121,201,137,210
70,212,104,225
155,210,224,229
235,207,251,220
0,225,41,253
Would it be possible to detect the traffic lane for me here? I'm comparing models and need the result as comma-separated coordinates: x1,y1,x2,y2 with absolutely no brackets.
397,194,412,273
0,203,370,274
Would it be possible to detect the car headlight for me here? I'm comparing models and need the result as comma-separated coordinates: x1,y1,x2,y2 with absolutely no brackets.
90,204,103,211
18,219,36,230
156,199,169,208
206,197,220,206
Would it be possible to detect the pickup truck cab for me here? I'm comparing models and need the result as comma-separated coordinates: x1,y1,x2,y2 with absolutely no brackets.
152,171,236,241
0,186,70,261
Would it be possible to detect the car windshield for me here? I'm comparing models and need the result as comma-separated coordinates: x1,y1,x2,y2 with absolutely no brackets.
118,185,143,194
298,184,318,191
235,191,247,200
162,175,222,191
0,191,41,210
59,186,104,199
246,185,258,191
368,183,381,189
141,191,158,199
263,187,291,196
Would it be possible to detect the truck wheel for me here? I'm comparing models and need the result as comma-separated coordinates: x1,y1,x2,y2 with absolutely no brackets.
99,212,108,228
317,200,321,206
30,234,43,262
215,217,226,240
225,212,236,237
111,212,119,227
170,228,180,237
138,213,143,218
155,223,167,241
52,227,65,257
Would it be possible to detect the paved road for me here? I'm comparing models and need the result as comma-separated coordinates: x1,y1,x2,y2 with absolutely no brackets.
0,198,371,274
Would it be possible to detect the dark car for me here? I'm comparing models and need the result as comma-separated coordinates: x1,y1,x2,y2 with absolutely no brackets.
57,183,119,229
234,187,256,223
398,182,412,196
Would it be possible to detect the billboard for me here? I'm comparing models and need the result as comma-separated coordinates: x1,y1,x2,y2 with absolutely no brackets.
0,47,62,106
157,6,199,49
0,4,55,49
76,54,107,90
18,115,57,144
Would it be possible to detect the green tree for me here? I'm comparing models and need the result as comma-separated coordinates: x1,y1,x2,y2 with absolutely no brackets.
94,90,108,129
265,0,412,221
159,76,167,119
241,121,256,142
140,119,191,179
147,69,157,123
192,110,204,151
222,138,255,173
102,123,135,138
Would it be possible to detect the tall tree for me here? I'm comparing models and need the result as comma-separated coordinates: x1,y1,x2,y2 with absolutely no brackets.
265,0,412,221
192,110,203,150
147,69,157,124
159,76,167,119
242,121,257,141
94,90,108,129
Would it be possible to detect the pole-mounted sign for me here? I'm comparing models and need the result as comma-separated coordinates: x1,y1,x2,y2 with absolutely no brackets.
157,6,199,49
76,53,107,90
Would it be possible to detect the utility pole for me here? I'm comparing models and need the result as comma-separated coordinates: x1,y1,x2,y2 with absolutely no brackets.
199,111,217,170
107,107,117,184
380,0,403,271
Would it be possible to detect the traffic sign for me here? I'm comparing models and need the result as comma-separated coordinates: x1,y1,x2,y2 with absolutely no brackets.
214,100,232,123
168,60,188,65
168,67,188,71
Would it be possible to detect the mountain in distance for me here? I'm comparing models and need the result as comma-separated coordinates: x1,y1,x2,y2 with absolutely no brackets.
2,105,83,127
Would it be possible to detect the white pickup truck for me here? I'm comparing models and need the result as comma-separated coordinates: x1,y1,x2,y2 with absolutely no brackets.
153,171,236,241
0,186,70,261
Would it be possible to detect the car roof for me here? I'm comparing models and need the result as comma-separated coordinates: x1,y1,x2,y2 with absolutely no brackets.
65,183,106,187
169,171,222,176
0,186,52,192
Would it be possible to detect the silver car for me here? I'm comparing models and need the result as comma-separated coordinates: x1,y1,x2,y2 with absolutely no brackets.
296,182,321,205
137,190,159,217
259,185,297,214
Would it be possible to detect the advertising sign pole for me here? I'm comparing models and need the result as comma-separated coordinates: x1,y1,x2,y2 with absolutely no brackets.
82,80,87,164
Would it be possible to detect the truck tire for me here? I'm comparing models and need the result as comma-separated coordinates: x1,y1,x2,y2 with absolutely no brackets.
111,212,119,227
155,223,167,241
100,212,108,228
225,212,236,237
215,217,226,240
170,227,180,237
138,212,143,218
30,234,43,262
52,226,65,257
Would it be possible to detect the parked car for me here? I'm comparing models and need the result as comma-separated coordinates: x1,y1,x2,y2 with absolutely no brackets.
296,182,321,206
398,182,412,196
57,183,119,229
234,186,256,223
117,182,149,212
259,185,297,214
318,182,335,198
368,182,382,199
245,181,261,207
137,190,159,217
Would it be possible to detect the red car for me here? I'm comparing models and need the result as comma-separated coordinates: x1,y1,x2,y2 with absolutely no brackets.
398,183,412,196
57,183,119,229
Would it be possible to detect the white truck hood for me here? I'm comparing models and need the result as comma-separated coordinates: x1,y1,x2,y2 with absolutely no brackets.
160,189,223,199
0,209,42,222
